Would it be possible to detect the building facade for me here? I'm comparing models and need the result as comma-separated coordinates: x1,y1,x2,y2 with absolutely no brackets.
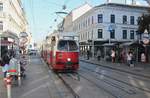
72,3,149,60
0,0,28,56
60,3,92,32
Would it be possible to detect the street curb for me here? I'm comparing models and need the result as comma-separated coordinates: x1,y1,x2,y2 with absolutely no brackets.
80,59,150,79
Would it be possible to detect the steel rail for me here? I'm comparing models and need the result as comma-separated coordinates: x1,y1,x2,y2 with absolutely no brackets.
56,73,79,98
81,65,150,93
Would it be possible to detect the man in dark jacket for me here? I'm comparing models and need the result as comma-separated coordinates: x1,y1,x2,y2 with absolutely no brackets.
87,50,90,60
0,58,4,67
2,52,10,64
2,50,10,78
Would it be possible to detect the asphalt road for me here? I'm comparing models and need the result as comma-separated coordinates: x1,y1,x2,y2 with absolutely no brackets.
8,54,150,98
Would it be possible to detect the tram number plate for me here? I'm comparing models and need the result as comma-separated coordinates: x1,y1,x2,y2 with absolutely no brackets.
66,62,72,68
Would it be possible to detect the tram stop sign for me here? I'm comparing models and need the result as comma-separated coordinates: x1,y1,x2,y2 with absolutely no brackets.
19,32,28,38
108,24,116,32
142,29,150,45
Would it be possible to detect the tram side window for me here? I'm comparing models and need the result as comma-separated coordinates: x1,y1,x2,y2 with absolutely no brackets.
58,40,68,51
68,41,78,51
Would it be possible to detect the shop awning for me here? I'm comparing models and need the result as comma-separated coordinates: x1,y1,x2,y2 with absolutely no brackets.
0,40,16,46
120,42,142,47
120,42,133,46
0,30,18,39
102,43,116,46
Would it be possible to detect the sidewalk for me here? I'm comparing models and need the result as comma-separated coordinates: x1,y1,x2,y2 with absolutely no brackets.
80,56,150,78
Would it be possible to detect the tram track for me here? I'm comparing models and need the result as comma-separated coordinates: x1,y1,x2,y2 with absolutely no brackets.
41,57,79,98
79,68,136,95
77,73,123,98
80,60,150,80
56,73,80,98
63,72,121,98
80,65,150,94
80,61,150,88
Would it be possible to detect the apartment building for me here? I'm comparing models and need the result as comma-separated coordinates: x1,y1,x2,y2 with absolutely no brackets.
72,3,149,58
58,3,92,32
0,0,28,55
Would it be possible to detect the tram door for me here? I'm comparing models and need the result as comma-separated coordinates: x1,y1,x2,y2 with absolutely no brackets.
50,36,56,67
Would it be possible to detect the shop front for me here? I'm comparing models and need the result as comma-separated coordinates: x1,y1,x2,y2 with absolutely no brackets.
120,41,145,63
0,31,19,57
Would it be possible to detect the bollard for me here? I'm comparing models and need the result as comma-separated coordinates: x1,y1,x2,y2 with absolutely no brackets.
6,73,12,98
18,73,21,86
18,62,21,86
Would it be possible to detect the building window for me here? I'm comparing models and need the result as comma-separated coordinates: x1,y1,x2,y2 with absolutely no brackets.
137,17,141,25
130,16,134,25
110,14,115,23
84,21,85,28
0,21,3,30
87,32,89,39
130,30,134,39
86,32,87,40
83,32,85,40
122,30,127,39
88,18,90,26
79,24,81,30
91,30,93,39
0,3,3,11
110,30,115,39
98,29,103,38
123,15,127,24
92,16,94,24
98,14,103,23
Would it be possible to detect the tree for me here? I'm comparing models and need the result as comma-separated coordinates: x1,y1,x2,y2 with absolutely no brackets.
137,10,150,35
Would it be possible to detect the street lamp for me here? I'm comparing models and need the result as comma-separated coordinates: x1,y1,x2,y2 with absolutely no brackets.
136,31,141,44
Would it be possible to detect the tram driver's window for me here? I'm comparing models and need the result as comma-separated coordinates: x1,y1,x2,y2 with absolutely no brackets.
58,40,68,51
69,41,78,51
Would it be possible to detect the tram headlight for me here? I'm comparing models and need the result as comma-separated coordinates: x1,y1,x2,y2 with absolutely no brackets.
67,58,71,61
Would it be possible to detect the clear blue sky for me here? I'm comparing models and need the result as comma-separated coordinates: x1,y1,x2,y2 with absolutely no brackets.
21,0,148,43
21,0,105,43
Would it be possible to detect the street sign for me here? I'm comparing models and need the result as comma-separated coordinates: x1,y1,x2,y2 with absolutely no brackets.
19,32,28,38
108,24,116,32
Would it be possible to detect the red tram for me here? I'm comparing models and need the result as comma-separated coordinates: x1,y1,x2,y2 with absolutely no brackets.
41,32,79,72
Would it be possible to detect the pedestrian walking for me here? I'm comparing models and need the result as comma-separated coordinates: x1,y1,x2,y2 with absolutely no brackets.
141,53,146,63
87,50,90,60
111,49,115,63
127,52,133,67
19,55,27,78
8,55,18,77
121,50,126,63
2,51,10,79
97,49,101,61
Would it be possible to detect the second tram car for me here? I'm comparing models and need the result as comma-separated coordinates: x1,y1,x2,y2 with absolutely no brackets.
42,32,79,72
